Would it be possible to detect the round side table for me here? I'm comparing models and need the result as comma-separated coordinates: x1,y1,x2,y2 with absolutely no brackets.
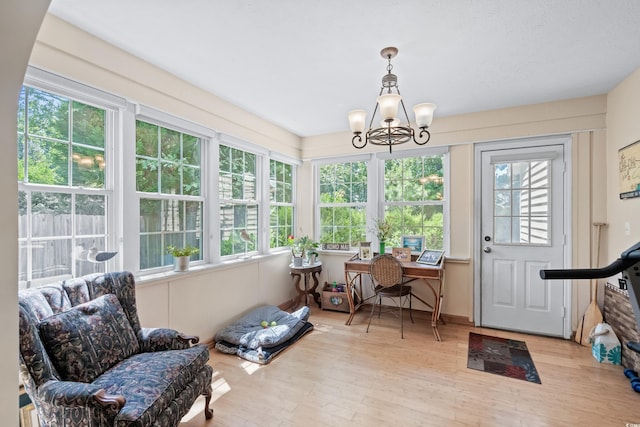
289,261,322,308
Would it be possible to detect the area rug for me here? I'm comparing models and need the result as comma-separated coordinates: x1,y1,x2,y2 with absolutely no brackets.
467,332,541,384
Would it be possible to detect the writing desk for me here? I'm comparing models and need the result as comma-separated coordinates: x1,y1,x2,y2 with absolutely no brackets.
343,254,446,341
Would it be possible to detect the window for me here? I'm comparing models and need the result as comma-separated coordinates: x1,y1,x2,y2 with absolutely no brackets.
219,145,259,256
269,159,294,248
136,120,203,269
17,85,113,288
314,150,448,252
493,160,550,245
318,161,367,246
383,154,446,250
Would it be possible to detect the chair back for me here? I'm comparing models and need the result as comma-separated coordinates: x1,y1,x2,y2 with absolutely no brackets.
18,272,140,394
369,254,404,288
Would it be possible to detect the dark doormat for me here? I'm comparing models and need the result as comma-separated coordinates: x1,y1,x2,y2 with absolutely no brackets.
467,332,541,384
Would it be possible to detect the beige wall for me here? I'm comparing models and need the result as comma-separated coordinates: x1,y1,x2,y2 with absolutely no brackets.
606,68,640,261
1,0,50,421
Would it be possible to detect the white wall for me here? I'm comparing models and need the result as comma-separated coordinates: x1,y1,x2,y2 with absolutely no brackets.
1,0,51,421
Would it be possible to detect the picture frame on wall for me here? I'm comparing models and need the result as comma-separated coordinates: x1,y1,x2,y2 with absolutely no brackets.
401,236,425,254
618,139,640,199
416,249,444,266
359,241,372,260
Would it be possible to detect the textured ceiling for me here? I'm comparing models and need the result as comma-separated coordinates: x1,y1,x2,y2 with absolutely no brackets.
48,0,640,137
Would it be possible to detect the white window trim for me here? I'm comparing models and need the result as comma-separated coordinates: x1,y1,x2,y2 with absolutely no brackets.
313,146,451,254
20,67,123,282
131,105,210,273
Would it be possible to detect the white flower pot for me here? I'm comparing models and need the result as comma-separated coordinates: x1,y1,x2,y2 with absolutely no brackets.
173,256,190,272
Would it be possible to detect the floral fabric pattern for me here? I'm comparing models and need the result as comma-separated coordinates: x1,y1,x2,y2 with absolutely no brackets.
39,294,141,383
18,271,213,426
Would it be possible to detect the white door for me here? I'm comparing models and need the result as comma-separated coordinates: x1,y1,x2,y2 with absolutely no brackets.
480,142,566,337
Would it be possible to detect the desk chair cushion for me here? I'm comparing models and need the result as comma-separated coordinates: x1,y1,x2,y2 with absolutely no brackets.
375,283,412,297
38,293,140,383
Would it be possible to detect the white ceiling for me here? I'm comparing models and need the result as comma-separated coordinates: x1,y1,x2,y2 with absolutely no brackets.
48,0,640,138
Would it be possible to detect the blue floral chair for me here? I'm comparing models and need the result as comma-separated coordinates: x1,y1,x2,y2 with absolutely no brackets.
18,271,213,426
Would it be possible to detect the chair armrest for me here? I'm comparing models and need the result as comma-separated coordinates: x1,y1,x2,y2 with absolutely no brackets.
38,380,125,412
138,327,200,352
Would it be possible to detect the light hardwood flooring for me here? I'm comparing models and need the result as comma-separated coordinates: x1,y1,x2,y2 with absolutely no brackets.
180,306,640,426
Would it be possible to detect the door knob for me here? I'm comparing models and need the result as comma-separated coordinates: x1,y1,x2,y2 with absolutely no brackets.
483,246,491,253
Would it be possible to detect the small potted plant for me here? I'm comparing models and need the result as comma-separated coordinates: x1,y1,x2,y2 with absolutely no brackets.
166,244,200,272
288,235,319,266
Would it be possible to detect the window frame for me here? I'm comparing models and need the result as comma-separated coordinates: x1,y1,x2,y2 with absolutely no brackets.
313,148,450,254
133,106,211,273
268,152,299,250
19,67,125,287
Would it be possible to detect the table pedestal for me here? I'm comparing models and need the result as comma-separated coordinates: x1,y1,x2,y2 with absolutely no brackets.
289,262,322,308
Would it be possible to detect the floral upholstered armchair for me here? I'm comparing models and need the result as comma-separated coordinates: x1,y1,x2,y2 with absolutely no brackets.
18,271,213,426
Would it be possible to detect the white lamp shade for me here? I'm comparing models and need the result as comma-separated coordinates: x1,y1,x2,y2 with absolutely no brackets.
348,109,367,133
376,94,402,121
413,103,436,128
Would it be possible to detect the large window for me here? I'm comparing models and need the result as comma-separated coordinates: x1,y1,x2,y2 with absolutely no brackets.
383,154,445,250
219,145,259,256
136,120,203,269
318,161,367,246
17,86,113,288
269,159,294,248
315,151,448,252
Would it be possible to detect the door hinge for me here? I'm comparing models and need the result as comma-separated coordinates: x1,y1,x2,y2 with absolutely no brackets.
563,306,567,318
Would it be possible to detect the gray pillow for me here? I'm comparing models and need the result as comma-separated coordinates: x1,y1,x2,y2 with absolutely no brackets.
39,293,140,382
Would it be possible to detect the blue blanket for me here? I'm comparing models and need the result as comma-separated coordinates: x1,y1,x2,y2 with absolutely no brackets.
214,305,313,364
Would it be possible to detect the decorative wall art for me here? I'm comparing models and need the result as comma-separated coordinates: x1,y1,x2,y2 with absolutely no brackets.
618,139,640,199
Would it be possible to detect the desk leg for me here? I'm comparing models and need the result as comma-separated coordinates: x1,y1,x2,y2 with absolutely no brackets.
430,271,445,341
344,271,361,325
309,271,322,308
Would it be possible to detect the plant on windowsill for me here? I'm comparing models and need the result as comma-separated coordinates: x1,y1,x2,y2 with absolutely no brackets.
166,245,200,272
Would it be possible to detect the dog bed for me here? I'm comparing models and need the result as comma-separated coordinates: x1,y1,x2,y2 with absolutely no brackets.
214,305,313,364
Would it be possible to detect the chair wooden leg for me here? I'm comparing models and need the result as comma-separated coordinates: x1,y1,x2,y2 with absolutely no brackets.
366,295,379,333
203,385,214,419
399,302,404,339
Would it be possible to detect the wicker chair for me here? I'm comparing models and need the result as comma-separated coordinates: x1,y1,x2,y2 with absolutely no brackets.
366,254,414,338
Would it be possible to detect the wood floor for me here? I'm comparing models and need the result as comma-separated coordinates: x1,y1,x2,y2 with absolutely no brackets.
180,306,640,426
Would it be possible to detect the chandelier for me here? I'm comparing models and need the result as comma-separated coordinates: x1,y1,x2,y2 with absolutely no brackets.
348,47,436,153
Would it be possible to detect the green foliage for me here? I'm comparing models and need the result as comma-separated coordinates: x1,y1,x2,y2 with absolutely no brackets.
372,217,393,242
288,235,318,257
166,244,200,257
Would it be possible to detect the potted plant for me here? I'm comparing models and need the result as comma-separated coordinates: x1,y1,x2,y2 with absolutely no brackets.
166,244,200,272
372,217,393,254
288,235,319,266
